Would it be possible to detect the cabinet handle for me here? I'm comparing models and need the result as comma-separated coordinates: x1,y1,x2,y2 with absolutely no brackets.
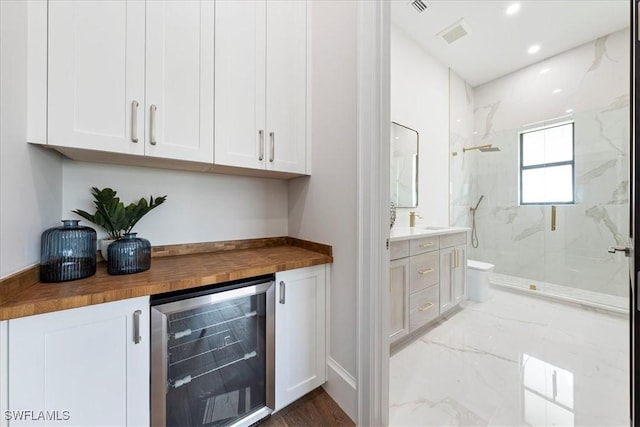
131,100,139,142
418,268,434,275
551,205,557,231
150,104,157,145
455,249,459,269
259,129,265,161
133,309,142,344
279,280,285,304
269,131,275,162
418,242,434,248
418,302,434,312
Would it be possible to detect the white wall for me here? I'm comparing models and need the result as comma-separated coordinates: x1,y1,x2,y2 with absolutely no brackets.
288,0,358,420
390,25,450,227
0,1,63,279
62,161,289,245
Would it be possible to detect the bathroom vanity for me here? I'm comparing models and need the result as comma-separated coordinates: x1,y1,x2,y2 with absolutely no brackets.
389,227,469,347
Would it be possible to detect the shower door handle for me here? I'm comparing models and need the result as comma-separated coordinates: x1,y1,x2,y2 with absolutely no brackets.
608,245,631,256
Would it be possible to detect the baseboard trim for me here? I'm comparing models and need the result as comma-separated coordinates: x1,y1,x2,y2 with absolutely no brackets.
323,357,357,422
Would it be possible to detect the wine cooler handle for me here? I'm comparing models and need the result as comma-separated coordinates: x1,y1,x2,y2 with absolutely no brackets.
133,309,142,344
279,281,285,304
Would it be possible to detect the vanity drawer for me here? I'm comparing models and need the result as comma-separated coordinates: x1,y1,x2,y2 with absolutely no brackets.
409,285,439,331
410,236,439,255
390,240,409,260
409,252,439,293
439,232,467,249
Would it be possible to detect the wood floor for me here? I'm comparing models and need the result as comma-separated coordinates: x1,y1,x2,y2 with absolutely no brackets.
260,388,354,427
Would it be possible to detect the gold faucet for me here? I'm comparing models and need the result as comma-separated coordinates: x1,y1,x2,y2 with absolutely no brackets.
409,211,422,227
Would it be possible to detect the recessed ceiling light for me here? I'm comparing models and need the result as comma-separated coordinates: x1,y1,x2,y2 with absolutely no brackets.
566,109,574,113
539,68,550,74
506,3,521,15
553,88,562,94
455,119,461,123
528,44,540,54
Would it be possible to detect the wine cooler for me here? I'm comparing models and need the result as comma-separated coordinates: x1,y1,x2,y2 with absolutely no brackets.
151,275,275,426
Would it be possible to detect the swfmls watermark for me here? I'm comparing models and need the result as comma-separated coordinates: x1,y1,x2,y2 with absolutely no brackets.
4,410,71,421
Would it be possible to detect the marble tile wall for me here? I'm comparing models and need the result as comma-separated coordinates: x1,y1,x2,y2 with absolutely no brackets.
451,28,630,298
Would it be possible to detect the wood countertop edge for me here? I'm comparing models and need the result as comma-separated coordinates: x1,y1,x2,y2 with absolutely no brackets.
0,238,332,321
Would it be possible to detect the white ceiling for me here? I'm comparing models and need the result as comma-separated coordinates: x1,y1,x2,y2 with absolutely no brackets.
391,0,630,87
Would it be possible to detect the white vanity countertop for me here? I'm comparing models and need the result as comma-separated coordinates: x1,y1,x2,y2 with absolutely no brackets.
389,226,470,242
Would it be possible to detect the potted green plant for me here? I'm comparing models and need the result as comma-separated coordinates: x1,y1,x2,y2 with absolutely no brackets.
73,187,167,260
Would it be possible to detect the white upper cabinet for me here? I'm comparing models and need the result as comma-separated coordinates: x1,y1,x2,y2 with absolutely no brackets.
214,0,266,170
215,0,308,174
47,0,214,163
265,0,307,173
48,0,146,155
145,1,214,162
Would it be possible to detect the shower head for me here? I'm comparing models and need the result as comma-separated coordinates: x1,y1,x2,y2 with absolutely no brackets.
463,144,501,153
479,146,501,152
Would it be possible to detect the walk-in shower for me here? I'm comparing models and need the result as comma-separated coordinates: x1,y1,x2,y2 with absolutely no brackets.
450,28,630,312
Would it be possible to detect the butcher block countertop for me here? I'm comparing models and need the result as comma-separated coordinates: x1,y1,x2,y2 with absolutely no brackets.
0,237,332,321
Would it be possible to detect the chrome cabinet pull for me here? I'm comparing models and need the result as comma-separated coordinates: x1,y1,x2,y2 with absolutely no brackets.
131,100,139,142
259,129,265,161
418,302,434,312
133,309,142,344
279,280,285,304
150,104,157,145
418,268,434,275
269,131,275,162
418,242,434,248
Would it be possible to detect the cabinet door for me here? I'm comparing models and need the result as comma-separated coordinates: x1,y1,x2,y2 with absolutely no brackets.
48,0,145,154
214,0,267,170
274,265,326,411
439,247,455,313
453,245,467,304
265,0,308,174
440,246,466,313
7,298,149,426
145,0,214,162
389,258,409,343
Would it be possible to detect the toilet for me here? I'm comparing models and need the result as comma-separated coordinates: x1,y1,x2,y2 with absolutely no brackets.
467,260,494,302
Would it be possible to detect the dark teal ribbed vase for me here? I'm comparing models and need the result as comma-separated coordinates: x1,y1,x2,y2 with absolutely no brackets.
40,220,97,283
107,233,151,275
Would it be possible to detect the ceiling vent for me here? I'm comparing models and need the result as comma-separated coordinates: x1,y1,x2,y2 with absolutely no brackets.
436,19,472,45
411,0,428,13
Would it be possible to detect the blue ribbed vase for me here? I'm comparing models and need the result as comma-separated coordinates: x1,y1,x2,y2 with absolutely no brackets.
40,220,97,283
107,233,151,275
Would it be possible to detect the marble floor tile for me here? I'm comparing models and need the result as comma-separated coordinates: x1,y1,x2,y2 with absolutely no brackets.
389,288,630,427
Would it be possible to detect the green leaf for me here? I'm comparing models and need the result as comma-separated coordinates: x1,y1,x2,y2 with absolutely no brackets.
74,187,167,238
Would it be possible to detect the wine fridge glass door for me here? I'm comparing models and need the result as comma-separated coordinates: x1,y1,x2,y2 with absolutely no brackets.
151,280,275,427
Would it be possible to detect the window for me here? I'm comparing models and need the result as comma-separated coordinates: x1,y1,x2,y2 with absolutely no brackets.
520,122,574,204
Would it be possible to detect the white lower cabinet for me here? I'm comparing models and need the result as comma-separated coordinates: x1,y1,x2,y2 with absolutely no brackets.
6,297,149,426
274,265,326,412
